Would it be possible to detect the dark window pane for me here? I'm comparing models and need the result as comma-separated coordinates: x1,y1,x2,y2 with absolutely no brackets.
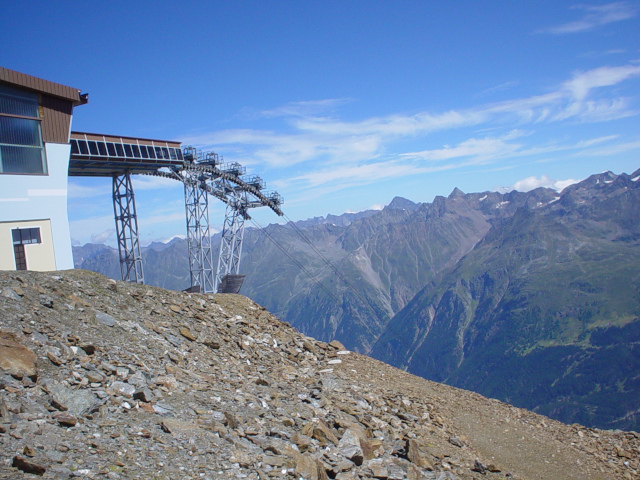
78,140,89,155
114,143,124,157
139,145,149,158
97,142,107,156
88,141,99,155
106,143,116,156
1,145,46,174
161,147,169,159
0,116,42,146
70,139,79,154
27,228,41,244
131,145,140,157
176,149,183,160
155,147,163,159
0,84,39,117
169,148,177,160
11,227,41,245
124,144,133,157
146,146,156,159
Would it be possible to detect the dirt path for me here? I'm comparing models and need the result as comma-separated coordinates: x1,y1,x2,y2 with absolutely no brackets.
450,398,605,480
339,353,631,480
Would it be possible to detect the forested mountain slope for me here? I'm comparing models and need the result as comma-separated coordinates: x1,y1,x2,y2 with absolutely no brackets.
372,169,640,431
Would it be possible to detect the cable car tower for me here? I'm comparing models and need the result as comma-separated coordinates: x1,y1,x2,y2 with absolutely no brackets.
161,146,283,294
68,133,283,294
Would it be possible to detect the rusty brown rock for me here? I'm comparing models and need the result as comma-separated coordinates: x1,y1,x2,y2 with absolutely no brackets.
54,413,78,427
302,419,339,446
295,454,319,480
179,327,196,341
12,455,46,476
407,439,434,470
329,339,346,350
161,418,200,436
0,331,37,379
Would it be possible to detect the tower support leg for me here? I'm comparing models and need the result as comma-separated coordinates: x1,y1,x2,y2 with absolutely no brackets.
112,172,144,284
215,201,246,291
184,173,214,293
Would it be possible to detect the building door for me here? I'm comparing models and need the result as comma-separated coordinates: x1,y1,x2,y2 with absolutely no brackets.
13,244,27,270
11,227,41,271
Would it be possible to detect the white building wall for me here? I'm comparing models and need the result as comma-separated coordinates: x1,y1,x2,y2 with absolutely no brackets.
0,143,73,270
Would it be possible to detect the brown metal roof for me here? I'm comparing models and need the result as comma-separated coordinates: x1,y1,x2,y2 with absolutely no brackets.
0,67,87,105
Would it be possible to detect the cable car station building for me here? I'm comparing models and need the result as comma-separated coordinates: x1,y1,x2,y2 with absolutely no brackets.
0,67,88,272
0,67,282,293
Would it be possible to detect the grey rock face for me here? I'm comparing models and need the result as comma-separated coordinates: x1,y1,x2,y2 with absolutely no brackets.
94,311,116,327
47,383,101,416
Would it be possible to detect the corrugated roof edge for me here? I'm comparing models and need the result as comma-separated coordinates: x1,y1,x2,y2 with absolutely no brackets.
0,66,87,106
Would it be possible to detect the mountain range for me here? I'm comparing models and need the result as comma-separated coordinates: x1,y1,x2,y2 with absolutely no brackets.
74,167,640,431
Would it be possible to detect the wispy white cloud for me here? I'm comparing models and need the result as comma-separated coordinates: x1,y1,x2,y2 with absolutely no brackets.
293,109,488,138
474,81,519,98
539,2,638,34
259,99,352,118
580,49,627,58
69,215,115,246
510,175,579,192
584,138,640,156
402,131,524,162
277,131,624,200
179,62,640,199
91,229,115,244
68,181,109,199
162,234,186,243
563,63,640,101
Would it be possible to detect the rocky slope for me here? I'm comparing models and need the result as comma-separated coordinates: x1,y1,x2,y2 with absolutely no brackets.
2,270,638,480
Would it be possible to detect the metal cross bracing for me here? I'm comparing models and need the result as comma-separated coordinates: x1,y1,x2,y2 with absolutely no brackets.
183,168,215,294
214,181,250,290
112,172,144,284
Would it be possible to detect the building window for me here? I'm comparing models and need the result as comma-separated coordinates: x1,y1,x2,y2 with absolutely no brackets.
12,227,42,245
0,84,47,175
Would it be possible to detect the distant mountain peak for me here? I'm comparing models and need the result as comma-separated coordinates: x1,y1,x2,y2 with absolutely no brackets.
448,187,465,199
385,196,419,211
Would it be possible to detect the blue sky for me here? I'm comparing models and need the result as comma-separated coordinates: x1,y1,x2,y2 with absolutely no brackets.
3,1,640,246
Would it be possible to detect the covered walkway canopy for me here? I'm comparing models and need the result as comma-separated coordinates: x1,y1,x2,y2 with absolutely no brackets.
69,131,184,176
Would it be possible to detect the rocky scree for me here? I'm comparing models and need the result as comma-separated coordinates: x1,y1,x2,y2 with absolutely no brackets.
0,270,638,480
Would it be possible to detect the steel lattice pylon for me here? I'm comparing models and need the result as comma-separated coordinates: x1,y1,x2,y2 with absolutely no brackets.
184,170,215,293
139,146,283,293
112,172,144,284
215,193,247,290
